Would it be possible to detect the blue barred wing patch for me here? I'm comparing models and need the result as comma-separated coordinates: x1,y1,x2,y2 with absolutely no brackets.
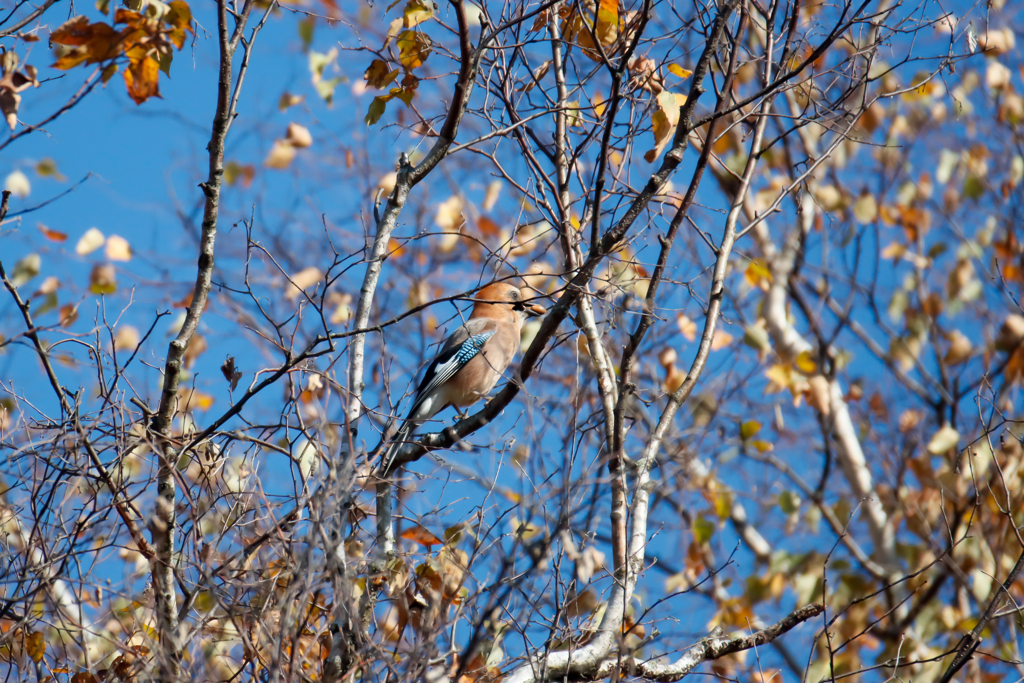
454,332,494,364
410,330,495,412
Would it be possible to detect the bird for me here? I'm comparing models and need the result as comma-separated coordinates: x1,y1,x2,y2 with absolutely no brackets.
377,282,546,476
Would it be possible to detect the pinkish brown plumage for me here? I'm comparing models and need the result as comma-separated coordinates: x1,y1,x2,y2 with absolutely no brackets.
378,282,545,473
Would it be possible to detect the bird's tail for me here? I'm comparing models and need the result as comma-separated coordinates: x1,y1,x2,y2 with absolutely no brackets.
377,420,414,478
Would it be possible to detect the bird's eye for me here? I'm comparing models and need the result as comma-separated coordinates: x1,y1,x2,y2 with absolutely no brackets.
510,290,520,301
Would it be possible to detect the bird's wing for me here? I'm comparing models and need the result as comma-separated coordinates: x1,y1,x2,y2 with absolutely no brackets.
406,318,497,420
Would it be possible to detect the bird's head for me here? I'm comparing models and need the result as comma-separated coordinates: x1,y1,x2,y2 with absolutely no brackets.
473,282,546,322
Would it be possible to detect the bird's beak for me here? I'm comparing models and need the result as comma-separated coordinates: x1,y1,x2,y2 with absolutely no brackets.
526,303,546,317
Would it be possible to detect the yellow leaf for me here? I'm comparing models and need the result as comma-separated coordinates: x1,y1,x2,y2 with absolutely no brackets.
35,158,67,181
76,227,106,255
740,420,761,440
224,161,255,188
693,517,714,545
565,100,583,128
744,260,772,290
264,139,296,169
165,1,193,33
402,0,433,27
114,325,140,351
852,191,877,224
178,388,214,411
89,263,116,294
667,63,692,79
594,0,619,48
881,241,906,260
25,631,44,663
764,363,792,393
926,424,960,454
101,62,118,84
287,266,323,300
714,490,732,519
944,330,972,365
397,30,431,70
365,96,387,125
795,350,817,374
434,194,465,232
644,91,685,162
105,234,132,262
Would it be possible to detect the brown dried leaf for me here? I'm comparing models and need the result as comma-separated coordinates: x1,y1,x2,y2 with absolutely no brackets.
59,303,78,327
89,262,117,294
285,122,313,148
644,91,686,162
364,59,400,89
220,355,242,391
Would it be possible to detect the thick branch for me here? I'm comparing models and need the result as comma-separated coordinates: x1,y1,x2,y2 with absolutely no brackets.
147,0,274,676
586,603,824,681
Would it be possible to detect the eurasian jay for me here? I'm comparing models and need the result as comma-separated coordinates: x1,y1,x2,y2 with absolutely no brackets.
378,282,546,475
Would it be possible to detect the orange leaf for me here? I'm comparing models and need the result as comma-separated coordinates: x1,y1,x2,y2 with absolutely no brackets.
50,18,121,69
401,525,443,547
37,223,67,242
477,216,501,237
386,238,405,258
50,16,102,46
124,55,161,104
